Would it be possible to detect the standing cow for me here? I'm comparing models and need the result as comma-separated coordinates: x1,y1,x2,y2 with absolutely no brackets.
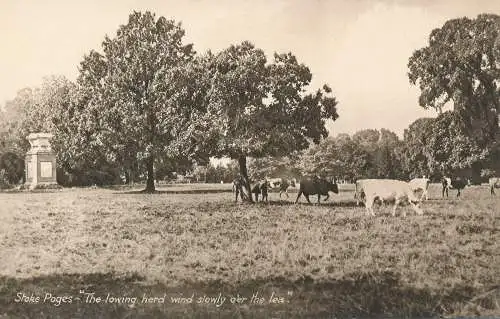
267,177,297,199
251,180,269,202
442,176,467,198
295,176,339,204
361,179,424,217
232,176,247,202
490,177,500,195
409,178,430,201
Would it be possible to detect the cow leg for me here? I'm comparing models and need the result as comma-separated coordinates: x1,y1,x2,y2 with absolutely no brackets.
305,195,312,204
442,186,449,198
456,189,460,198
235,188,239,202
294,191,302,204
365,196,376,216
392,199,401,217
317,194,321,205
492,186,495,195
323,194,330,201
442,187,448,198
420,190,427,201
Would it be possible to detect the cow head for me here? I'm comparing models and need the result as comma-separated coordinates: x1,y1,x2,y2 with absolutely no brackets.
410,200,424,215
328,179,339,194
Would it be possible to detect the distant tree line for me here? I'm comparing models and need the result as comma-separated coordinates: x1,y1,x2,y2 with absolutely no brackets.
0,12,498,193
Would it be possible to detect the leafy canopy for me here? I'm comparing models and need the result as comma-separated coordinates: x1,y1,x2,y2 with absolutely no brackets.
408,14,500,147
194,41,339,161
56,11,202,191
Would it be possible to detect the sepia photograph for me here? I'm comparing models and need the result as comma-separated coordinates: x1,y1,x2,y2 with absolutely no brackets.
0,0,499,318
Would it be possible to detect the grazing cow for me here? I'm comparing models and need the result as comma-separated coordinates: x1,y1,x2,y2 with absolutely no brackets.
442,177,467,198
355,179,398,206
295,176,339,204
361,179,424,217
267,178,297,198
490,177,500,195
408,178,430,201
251,180,268,202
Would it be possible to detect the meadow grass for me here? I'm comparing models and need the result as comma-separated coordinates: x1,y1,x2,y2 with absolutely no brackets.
0,183,498,318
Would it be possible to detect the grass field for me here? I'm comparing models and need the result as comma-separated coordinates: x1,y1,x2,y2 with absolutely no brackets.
0,183,498,318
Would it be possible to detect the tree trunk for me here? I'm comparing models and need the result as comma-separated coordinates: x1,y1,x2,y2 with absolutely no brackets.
124,169,130,185
145,156,155,192
238,155,253,203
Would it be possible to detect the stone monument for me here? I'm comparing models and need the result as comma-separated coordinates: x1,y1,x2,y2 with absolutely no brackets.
24,133,59,189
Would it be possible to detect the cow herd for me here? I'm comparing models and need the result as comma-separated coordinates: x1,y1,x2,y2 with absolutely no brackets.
232,175,500,216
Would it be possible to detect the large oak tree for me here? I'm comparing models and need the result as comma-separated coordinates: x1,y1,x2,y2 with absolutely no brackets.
408,14,500,173
61,11,204,192
194,42,339,201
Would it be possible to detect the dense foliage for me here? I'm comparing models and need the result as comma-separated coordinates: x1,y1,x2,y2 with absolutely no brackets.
408,13,500,179
0,11,498,190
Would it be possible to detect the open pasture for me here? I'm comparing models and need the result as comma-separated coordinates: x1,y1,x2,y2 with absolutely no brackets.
0,183,498,318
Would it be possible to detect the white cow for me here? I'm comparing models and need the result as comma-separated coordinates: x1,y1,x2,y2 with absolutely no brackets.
490,177,500,195
362,179,424,217
408,178,430,200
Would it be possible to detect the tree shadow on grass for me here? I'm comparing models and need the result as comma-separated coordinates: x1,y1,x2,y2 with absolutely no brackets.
116,189,233,195
285,200,362,208
1,270,497,319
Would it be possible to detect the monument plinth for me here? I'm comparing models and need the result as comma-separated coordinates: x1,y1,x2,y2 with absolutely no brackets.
24,133,59,190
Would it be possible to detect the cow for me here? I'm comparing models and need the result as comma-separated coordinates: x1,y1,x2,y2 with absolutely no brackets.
490,177,500,195
232,176,246,202
361,179,424,217
267,177,297,198
408,178,430,201
442,176,467,198
251,180,269,202
294,176,339,204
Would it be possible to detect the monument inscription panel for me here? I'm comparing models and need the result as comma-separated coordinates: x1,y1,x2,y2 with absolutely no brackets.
40,162,53,178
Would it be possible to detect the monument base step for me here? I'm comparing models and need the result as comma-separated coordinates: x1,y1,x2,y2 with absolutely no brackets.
20,183,63,191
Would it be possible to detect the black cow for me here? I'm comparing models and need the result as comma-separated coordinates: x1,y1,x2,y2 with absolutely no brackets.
251,180,269,202
232,176,247,202
294,176,339,204
441,177,467,198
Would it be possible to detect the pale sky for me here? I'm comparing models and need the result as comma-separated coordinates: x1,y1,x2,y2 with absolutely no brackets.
1,0,499,140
